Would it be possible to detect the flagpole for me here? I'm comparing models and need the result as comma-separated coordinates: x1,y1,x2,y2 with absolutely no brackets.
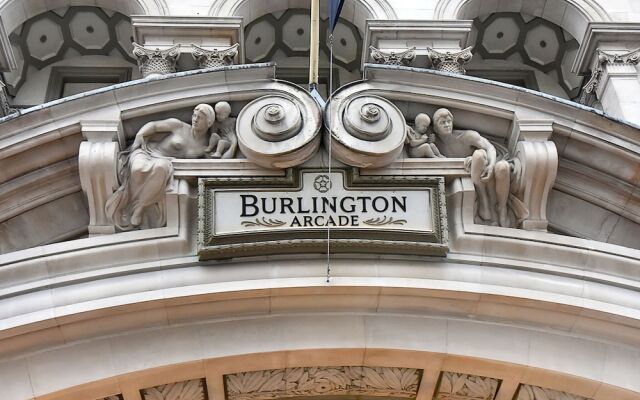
309,0,319,90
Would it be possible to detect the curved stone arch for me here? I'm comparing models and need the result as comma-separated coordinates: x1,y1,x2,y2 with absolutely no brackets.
0,0,169,34
433,0,611,42
208,0,397,28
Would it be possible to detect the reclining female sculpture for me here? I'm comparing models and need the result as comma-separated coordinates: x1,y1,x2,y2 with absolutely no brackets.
106,104,217,230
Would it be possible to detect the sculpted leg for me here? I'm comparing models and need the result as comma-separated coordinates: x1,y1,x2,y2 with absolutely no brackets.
128,155,172,227
470,149,492,221
494,160,511,227
213,139,231,158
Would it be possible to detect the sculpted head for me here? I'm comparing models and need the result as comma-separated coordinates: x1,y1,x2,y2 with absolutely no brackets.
433,108,453,135
414,113,431,133
193,104,215,132
215,101,232,121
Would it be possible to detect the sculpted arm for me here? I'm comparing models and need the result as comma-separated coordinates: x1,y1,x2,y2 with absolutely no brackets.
463,130,497,180
405,127,429,147
132,118,184,149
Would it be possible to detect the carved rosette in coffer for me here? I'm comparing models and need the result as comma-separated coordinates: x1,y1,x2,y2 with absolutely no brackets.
237,93,321,168
326,94,406,168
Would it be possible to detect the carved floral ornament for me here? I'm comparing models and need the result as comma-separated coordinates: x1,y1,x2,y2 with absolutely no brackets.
435,372,500,400
141,379,206,400
225,366,421,400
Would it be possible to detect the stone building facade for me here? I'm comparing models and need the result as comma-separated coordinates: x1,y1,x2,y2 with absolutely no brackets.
0,1,639,400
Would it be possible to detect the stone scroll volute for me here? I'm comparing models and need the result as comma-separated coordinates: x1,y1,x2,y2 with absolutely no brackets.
325,94,407,168
236,93,322,169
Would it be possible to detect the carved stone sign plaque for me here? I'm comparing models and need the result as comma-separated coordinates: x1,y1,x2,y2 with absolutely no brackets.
198,170,447,259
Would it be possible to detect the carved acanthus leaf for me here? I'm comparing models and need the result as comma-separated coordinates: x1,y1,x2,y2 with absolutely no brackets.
192,43,239,68
225,366,421,400
370,46,416,66
435,372,499,400
516,384,592,400
426,46,473,74
132,43,181,77
141,379,206,400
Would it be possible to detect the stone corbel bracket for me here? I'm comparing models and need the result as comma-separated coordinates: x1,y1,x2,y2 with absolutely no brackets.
78,121,122,235
132,43,181,78
510,120,558,231
426,46,473,74
236,91,322,169
192,43,239,68
325,93,406,168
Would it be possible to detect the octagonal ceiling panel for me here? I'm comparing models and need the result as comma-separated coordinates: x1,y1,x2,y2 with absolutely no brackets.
482,16,519,54
329,21,358,65
26,18,64,62
523,23,561,67
2,6,136,96
281,13,311,53
69,11,110,50
245,19,276,62
115,19,135,56
471,12,584,100
561,46,582,93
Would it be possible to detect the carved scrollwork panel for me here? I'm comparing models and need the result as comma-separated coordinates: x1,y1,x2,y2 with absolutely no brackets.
237,92,322,169
326,94,407,168
225,366,422,400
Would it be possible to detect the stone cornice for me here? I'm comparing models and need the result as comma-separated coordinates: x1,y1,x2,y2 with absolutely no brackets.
572,22,640,74
131,15,245,62
363,20,472,68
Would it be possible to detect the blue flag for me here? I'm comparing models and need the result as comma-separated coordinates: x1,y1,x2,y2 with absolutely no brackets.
329,0,345,33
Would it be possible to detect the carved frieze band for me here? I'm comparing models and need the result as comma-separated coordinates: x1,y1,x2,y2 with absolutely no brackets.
434,372,500,400
225,366,422,400
515,384,591,400
141,378,207,400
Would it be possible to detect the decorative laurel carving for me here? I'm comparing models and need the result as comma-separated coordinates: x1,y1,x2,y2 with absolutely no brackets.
241,218,286,228
363,217,407,226
132,43,181,78
141,379,206,400
516,384,591,400
192,43,239,68
435,372,499,400
370,46,416,66
225,366,421,400
426,46,473,74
